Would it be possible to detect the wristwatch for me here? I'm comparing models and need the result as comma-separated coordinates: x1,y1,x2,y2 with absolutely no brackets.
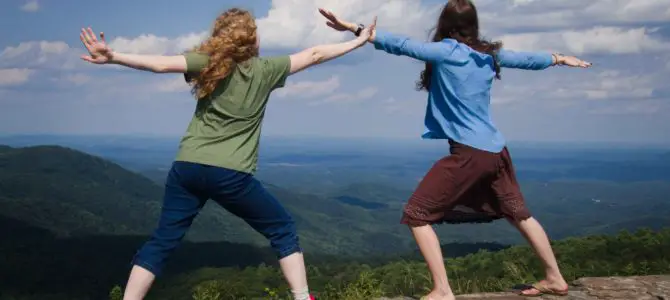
354,24,365,36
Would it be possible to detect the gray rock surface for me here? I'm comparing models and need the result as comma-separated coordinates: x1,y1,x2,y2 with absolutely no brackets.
378,275,670,299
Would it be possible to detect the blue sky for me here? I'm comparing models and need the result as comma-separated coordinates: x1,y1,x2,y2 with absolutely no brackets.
1,0,670,144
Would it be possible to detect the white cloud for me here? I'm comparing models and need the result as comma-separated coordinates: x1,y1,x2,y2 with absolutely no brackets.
153,76,192,93
33,0,665,65
102,0,438,53
589,99,665,115
58,73,92,86
109,32,207,55
257,0,438,48
275,75,341,98
311,86,378,105
0,41,79,69
0,69,34,86
500,26,670,54
480,0,670,33
20,0,39,12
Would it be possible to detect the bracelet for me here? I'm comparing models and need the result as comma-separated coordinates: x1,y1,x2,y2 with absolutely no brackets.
354,24,364,37
553,53,564,66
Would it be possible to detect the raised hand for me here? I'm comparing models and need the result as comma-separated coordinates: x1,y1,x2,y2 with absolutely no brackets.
358,16,377,43
556,54,592,68
318,8,356,32
80,27,113,64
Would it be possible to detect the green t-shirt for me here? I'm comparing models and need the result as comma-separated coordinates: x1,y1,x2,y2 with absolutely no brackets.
175,52,290,174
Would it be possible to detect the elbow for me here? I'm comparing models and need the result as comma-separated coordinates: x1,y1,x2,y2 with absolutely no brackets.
309,47,326,65
151,65,169,73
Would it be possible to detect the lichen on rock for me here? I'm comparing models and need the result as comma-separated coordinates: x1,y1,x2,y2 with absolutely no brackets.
378,275,670,299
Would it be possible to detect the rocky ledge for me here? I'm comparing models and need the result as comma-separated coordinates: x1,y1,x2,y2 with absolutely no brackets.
380,275,670,299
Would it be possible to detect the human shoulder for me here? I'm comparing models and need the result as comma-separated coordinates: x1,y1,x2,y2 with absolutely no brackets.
183,51,210,73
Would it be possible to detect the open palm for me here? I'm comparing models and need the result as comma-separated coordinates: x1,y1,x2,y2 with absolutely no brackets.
561,55,592,68
318,8,351,31
80,27,113,64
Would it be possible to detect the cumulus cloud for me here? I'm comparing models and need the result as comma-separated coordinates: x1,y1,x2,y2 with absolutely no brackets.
6,0,664,72
53,73,92,86
153,76,192,93
382,97,424,115
499,26,670,54
0,41,80,69
479,0,670,32
109,32,207,55
103,0,438,53
0,69,34,86
310,86,378,105
257,0,439,48
20,0,39,12
589,99,666,115
275,75,341,99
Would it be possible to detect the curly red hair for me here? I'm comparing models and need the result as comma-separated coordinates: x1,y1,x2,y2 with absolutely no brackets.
190,8,259,99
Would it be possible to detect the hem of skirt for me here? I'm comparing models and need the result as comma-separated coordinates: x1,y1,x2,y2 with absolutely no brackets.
400,214,508,227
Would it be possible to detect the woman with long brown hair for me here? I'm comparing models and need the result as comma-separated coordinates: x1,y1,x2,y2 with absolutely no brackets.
319,0,591,299
78,8,376,300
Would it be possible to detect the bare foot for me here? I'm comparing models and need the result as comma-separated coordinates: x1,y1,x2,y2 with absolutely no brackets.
520,279,569,296
421,290,456,300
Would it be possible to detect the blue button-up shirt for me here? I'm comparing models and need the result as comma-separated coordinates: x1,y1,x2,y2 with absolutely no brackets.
373,30,554,153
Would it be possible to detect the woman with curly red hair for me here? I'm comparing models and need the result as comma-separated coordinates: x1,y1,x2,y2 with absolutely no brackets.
79,8,376,300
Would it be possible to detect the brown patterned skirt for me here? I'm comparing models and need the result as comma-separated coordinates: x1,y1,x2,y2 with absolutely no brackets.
401,140,532,227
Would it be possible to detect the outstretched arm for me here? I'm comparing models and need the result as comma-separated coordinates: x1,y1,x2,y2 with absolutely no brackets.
108,53,187,73
79,27,188,73
318,9,455,63
496,49,591,70
287,36,366,75
287,16,376,75
370,30,458,63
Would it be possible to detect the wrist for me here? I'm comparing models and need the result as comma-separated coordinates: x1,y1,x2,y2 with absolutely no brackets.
108,51,119,64
346,22,358,33
552,53,564,65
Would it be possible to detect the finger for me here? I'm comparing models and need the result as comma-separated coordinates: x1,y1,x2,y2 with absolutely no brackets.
83,27,95,45
322,9,335,20
99,32,106,43
87,27,98,43
81,28,93,46
80,32,95,53
326,21,336,28
80,55,95,63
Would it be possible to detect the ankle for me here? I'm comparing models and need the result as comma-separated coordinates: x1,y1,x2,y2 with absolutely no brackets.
291,286,310,300
545,274,567,284
432,287,453,296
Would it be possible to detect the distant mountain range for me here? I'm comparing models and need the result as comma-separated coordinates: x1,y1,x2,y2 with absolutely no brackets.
1,145,669,259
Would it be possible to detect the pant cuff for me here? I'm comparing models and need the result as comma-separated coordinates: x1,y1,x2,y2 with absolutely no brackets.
131,256,161,277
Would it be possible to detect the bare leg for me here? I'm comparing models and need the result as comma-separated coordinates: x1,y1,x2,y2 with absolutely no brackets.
411,225,455,300
122,265,155,300
508,217,568,293
278,252,310,300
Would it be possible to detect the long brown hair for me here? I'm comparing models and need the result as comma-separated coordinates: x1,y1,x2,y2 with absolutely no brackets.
417,0,502,91
190,8,259,99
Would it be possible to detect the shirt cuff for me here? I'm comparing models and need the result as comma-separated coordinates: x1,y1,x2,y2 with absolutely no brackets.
372,30,392,50
539,53,554,69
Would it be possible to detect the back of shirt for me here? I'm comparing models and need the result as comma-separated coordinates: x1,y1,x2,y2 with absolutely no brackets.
175,53,290,174
372,30,553,153
423,43,504,152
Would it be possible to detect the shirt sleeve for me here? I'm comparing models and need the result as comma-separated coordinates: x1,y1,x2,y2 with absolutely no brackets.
496,49,554,70
259,56,291,89
184,52,210,72
183,52,209,82
372,30,460,63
